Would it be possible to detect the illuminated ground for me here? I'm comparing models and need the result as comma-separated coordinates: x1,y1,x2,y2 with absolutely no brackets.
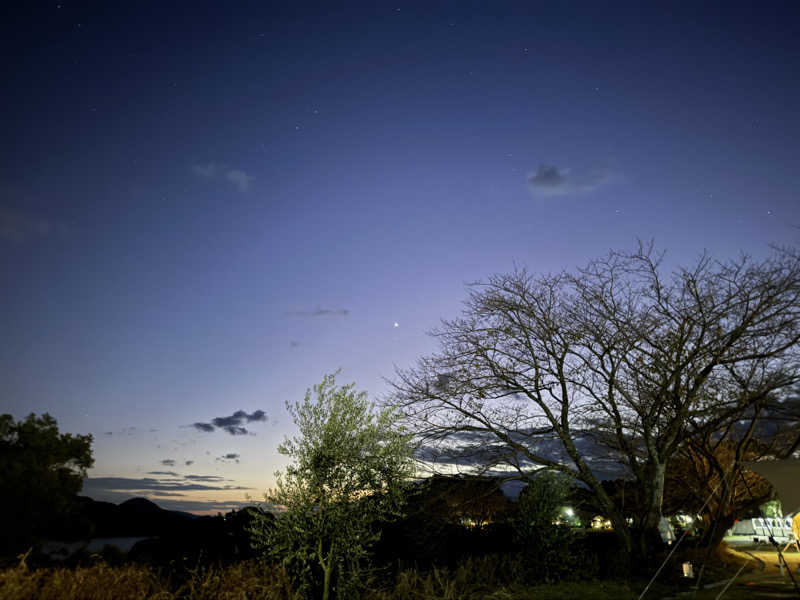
676,546,800,600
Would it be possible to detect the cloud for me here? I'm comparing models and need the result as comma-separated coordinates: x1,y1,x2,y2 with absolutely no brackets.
192,410,267,435
225,169,254,192
223,425,248,435
528,164,565,188
191,163,218,178
191,163,253,192
147,471,180,477
155,499,255,513
245,410,267,422
82,476,251,493
216,453,240,463
285,306,351,318
161,459,176,467
434,373,454,391
0,205,63,243
212,414,244,428
415,429,631,482
527,164,614,197
185,460,194,466
80,485,256,513
185,474,226,481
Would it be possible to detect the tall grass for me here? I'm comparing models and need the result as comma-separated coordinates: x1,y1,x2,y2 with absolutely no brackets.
0,557,301,600
363,556,636,600
1,551,650,600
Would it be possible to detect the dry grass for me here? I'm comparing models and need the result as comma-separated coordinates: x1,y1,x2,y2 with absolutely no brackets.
362,556,638,600
0,555,639,600
8,548,794,600
0,557,301,600
0,561,170,600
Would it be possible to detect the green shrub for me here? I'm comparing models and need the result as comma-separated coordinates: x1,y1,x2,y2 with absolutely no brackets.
512,472,581,583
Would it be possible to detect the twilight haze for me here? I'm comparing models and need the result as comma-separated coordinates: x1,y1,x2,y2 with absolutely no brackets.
2,2,798,513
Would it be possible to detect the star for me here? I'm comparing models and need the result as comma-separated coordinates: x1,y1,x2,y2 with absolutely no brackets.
393,322,399,328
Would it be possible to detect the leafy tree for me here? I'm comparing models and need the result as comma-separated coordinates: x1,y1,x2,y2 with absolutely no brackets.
392,243,800,565
251,373,414,600
513,471,576,582
0,413,94,554
409,474,513,526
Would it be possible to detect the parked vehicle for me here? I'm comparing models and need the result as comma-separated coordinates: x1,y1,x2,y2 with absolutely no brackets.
723,516,795,546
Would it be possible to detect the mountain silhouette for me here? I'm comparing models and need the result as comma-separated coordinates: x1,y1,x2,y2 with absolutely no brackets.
76,496,195,537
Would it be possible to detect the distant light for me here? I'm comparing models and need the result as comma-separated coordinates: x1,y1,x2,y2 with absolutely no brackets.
565,507,574,517
393,322,399,328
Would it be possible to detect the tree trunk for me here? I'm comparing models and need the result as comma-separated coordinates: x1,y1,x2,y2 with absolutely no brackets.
638,461,667,561
702,513,736,550
590,487,634,573
322,563,332,600
609,512,634,574
643,462,666,530
318,538,334,600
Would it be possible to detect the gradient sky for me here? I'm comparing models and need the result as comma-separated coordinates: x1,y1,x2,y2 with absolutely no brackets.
2,1,799,513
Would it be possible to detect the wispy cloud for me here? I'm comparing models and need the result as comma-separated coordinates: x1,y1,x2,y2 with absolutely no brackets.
81,473,254,511
191,162,254,192
192,410,267,436
160,459,176,467
285,305,351,318
527,164,615,197
216,453,240,463
184,474,226,482
191,163,218,178
225,169,254,192
80,485,256,513
103,426,138,437
83,476,251,493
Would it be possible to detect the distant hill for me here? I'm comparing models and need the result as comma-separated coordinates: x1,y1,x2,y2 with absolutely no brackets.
76,496,195,537
35,498,270,567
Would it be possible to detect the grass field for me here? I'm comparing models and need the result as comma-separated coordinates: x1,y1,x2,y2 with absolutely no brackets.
2,546,798,599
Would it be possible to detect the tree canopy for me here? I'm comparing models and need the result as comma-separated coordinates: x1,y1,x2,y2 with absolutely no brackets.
392,243,800,560
252,373,414,600
0,413,94,554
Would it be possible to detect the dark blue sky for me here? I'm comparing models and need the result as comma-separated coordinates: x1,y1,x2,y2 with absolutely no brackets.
2,1,799,512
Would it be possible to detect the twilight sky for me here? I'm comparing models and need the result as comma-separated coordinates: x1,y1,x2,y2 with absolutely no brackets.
2,1,799,513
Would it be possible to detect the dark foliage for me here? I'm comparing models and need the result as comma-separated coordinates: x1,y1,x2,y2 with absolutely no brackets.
0,413,93,556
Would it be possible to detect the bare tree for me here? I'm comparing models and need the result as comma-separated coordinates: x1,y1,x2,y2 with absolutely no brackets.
391,243,800,561
666,390,800,547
